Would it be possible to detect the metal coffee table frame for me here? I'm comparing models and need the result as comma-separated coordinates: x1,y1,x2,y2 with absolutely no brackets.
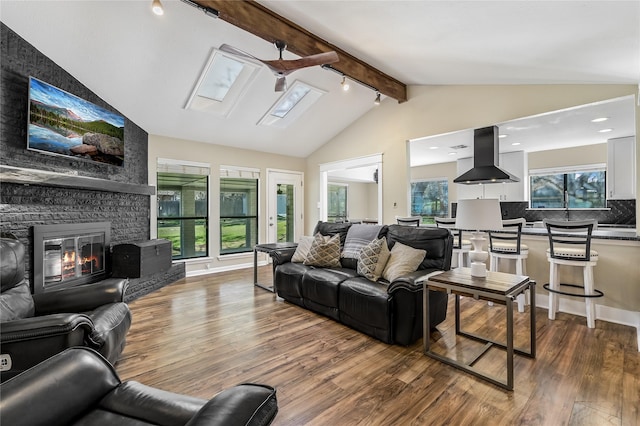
253,243,298,293
423,268,536,390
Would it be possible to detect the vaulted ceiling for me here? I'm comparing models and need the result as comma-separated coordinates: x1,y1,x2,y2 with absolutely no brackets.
2,1,638,158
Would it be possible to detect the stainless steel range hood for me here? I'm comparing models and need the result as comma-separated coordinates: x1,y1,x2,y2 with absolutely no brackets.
453,125,520,184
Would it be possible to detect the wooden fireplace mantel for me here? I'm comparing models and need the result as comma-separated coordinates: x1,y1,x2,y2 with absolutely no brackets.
0,165,156,196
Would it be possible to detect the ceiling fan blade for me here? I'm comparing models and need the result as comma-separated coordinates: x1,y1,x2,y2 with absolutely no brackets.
219,44,262,62
263,51,339,73
274,76,287,92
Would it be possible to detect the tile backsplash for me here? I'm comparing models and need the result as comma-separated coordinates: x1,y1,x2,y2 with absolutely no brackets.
452,199,636,226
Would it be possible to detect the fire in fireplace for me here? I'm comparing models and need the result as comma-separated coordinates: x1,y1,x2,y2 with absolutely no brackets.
33,222,111,293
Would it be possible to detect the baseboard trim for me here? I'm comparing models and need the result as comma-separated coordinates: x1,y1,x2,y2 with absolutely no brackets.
186,260,267,277
535,293,640,352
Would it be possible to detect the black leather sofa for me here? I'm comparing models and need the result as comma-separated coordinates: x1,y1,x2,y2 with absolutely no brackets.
272,222,453,345
0,347,278,426
0,236,132,381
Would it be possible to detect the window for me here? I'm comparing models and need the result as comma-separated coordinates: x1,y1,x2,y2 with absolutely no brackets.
530,165,606,208
327,183,348,222
410,179,449,224
157,161,210,260
220,167,259,255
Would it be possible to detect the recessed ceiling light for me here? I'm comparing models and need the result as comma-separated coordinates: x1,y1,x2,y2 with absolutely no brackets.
448,152,456,155
499,134,508,138
429,146,439,150
598,128,614,133
511,142,521,146
591,117,609,123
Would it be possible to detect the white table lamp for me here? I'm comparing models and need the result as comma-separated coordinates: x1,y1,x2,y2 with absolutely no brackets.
455,199,503,278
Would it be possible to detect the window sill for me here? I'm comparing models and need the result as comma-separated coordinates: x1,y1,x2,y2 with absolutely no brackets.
217,252,253,261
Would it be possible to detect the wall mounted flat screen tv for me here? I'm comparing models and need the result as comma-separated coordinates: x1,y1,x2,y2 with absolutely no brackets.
27,77,125,166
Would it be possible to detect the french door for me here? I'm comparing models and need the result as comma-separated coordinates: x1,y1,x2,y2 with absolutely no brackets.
266,169,304,244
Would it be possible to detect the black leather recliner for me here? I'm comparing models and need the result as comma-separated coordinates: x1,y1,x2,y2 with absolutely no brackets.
0,347,278,426
0,236,132,381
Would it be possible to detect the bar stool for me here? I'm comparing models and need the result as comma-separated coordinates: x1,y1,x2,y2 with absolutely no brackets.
435,217,471,268
396,216,421,226
488,218,528,312
543,219,603,328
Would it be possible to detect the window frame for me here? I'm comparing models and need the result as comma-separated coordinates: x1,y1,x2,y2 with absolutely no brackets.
410,178,449,224
219,166,260,256
156,160,210,261
529,164,606,209
327,182,348,223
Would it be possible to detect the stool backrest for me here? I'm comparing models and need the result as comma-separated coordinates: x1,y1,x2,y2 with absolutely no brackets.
434,217,465,249
396,216,421,227
544,219,597,261
488,218,526,255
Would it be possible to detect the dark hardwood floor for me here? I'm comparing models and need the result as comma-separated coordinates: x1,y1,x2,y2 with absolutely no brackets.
116,266,639,425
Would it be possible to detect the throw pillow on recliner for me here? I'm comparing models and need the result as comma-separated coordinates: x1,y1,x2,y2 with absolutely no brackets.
0,281,35,321
382,242,426,282
291,235,315,263
356,237,390,281
304,233,341,268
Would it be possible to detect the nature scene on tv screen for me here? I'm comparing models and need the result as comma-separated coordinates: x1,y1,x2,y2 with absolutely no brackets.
28,77,125,166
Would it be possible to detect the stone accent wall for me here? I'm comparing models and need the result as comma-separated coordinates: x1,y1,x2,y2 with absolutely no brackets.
0,23,184,298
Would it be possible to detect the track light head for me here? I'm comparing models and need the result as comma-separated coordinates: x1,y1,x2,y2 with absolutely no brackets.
152,0,164,15
341,76,350,91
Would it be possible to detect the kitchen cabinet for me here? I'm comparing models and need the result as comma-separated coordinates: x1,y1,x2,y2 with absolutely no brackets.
607,136,636,199
485,151,527,201
456,151,527,201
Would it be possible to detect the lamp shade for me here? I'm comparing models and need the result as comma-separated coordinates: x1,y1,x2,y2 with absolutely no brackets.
455,198,503,231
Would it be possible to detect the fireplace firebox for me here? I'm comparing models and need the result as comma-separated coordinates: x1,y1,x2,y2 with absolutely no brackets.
33,222,111,294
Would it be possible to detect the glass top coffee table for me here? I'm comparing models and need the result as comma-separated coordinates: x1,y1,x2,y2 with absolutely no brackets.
421,267,536,390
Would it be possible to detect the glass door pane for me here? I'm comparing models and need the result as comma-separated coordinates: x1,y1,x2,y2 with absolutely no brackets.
277,183,295,242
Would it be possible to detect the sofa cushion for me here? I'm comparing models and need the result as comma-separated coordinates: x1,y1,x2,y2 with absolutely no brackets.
382,242,426,282
386,225,451,271
274,262,310,307
304,234,341,268
301,268,358,320
291,235,315,263
339,277,392,343
312,221,352,248
342,224,386,260
356,237,390,282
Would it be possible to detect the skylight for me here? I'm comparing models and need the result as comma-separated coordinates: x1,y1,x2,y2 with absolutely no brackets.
271,84,311,118
259,80,325,128
185,48,260,116
197,54,244,102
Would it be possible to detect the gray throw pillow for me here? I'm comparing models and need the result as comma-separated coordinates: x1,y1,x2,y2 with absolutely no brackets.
356,237,390,281
0,280,35,321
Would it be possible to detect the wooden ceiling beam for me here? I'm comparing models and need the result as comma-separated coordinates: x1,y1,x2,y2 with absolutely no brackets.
192,0,407,103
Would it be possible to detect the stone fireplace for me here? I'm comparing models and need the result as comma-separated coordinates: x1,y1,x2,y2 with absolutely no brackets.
32,222,110,294
1,24,185,301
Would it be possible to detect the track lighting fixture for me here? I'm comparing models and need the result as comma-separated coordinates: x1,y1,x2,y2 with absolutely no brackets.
180,0,219,18
322,64,381,103
341,76,350,91
152,0,164,16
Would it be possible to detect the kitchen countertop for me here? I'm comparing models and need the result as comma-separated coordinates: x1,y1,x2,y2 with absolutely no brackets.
427,224,639,241
520,226,639,241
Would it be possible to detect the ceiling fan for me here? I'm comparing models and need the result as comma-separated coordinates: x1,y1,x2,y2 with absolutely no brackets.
219,40,339,92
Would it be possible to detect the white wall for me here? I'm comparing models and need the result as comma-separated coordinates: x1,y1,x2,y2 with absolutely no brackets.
305,84,639,231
